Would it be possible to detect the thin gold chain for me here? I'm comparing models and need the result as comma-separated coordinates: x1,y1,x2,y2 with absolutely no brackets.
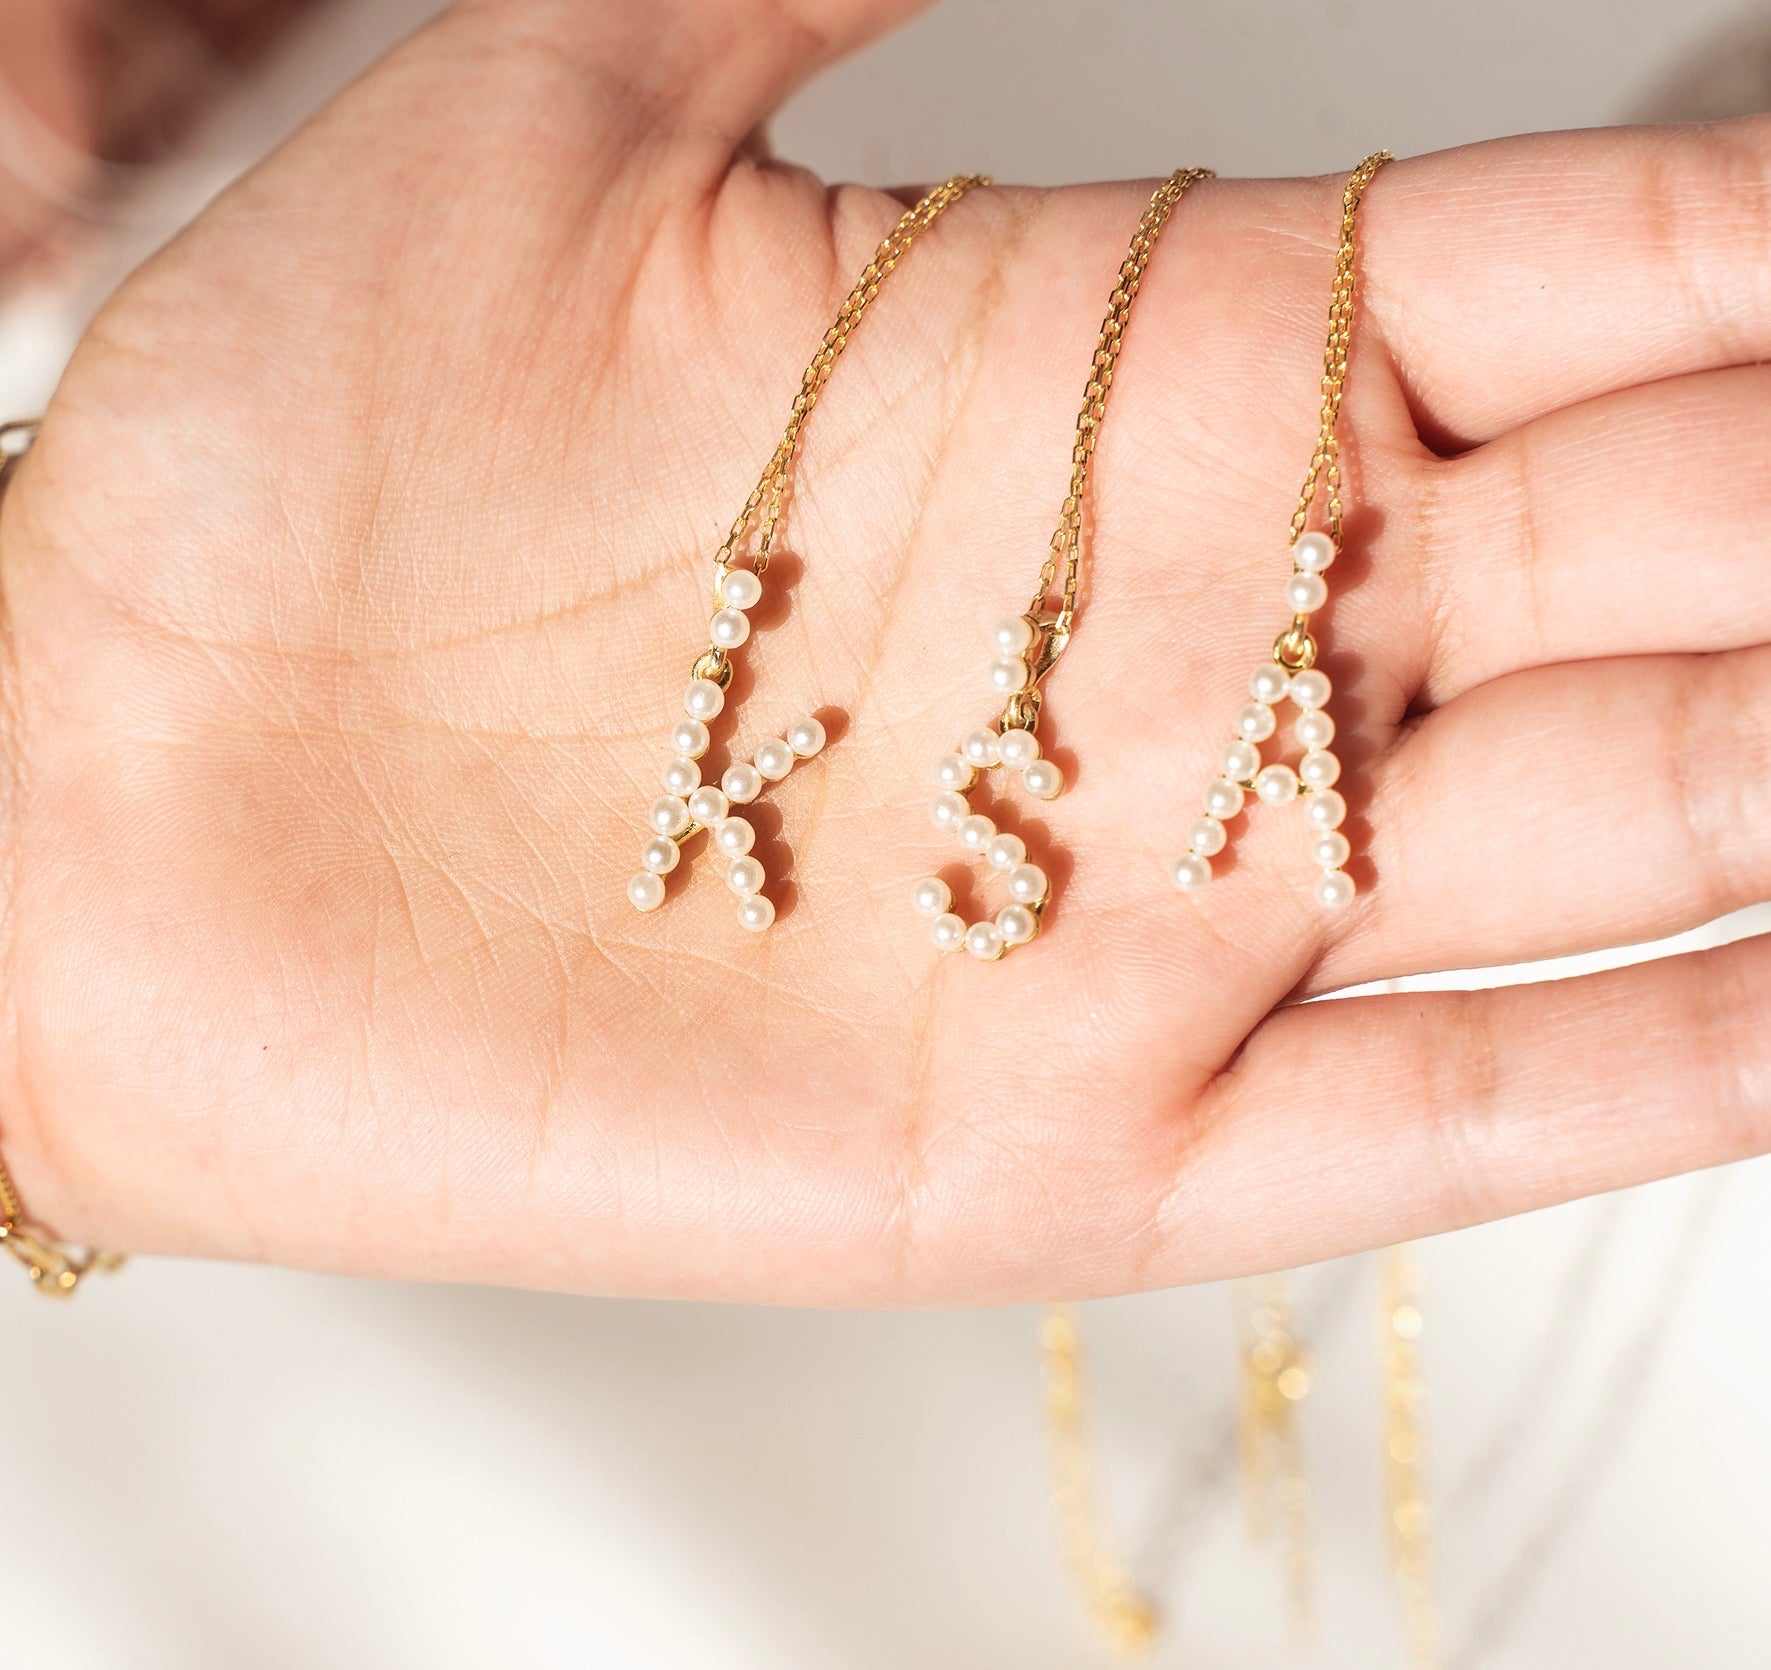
1031,167,1214,632
713,175,987,580
1380,1246,1440,1669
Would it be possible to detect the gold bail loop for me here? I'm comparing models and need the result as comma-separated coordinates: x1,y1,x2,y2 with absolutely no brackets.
1000,612,1069,733
1273,621,1318,671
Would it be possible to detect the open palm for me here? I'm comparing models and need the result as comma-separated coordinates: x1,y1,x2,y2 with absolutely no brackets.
4,0,1767,1300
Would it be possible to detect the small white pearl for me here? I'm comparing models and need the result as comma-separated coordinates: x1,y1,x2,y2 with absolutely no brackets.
720,568,763,611
1315,870,1356,911
912,877,952,918
1289,669,1332,710
1171,853,1211,891
936,753,975,791
1007,862,1048,905
1235,702,1278,744
1250,662,1290,705
687,786,728,827
961,729,1003,768
723,763,763,804
1299,749,1341,791
958,814,996,853
1189,816,1227,857
713,816,755,858
930,792,969,829
988,656,1029,694
640,836,680,875
709,606,751,649
1295,709,1335,751
997,904,1038,946
684,678,725,721
1311,830,1352,870
727,856,765,897
650,796,691,837
1255,763,1299,805
627,871,666,912
1204,778,1245,821
1022,759,1064,800
986,832,1026,872
670,718,710,759
1304,788,1347,831
662,755,701,798
991,615,1035,656
998,727,1041,769
754,739,794,781
1222,740,1261,783
786,717,826,758
1285,571,1329,614
965,921,1006,961
931,912,966,953
737,894,775,932
1293,531,1336,573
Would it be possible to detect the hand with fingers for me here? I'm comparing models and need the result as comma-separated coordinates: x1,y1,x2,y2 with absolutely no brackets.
0,0,1766,1301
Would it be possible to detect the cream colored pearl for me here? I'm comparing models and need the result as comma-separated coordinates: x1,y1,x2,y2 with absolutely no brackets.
1285,571,1329,614
988,656,1029,694
754,739,794,781
687,786,728,827
787,717,826,758
1315,870,1356,910
1304,788,1347,830
650,796,691,837
1293,531,1336,573
1189,816,1227,857
662,755,701,797
936,753,975,791
991,615,1034,655
1255,763,1299,805
713,816,754,858
965,920,1006,961
986,832,1026,872
1250,662,1290,705
958,814,996,853
1171,853,1211,891
723,763,763,804
1236,702,1278,744
1222,740,1261,783
640,836,680,875
627,871,666,912
961,729,1002,768
1022,759,1064,800
1007,862,1048,905
684,678,725,720
998,727,1040,769
997,904,1038,946
671,718,710,759
912,877,952,918
727,856,765,897
1299,749,1341,791
931,912,966,953
737,894,775,932
930,792,968,829
709,606,750,649
720,568,763,610
1311,830,1351,870
1295,708,1335,751
1289,668,1331,709
1204,778,1245,820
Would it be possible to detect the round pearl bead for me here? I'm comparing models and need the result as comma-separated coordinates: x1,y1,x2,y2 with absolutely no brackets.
684,678,725,721
988,656,1029,694
1222,740,1261,783
1204,778,1245,820
662,755,701,797
1289,668,1331,710
709,606,750,649
1007,862,1048,905
627,871,666,912
723,763,763,804
1235,702,1278,744
931,912,966,953
687,786,728,827
754,739,794,781
965,921,1006,961
961,730,1002,768
1022,759,1064,800
1255,763,1299,805
1315,870,1356,911
912,877,952,918
787,717,826,758
640,836,680,875
649,796,691,837
986,832,1026,872
997,904,1038,946
1250,662,1290,705
1293,531,1336,573
1171,853,1211,891
958,814,996,853
1299,749,1341,791
998,727,1040,769
721,568,763,611
1311,830,1352,870
737,894,775,932
936,753,975,791
930,792,968,829
1285,571,1329,614
1304,788,1347,830
1189,816,1227,857
727,856,765,897
991,615,1035,656
1295,708,1335,751
670,718,710,759
713,816,755,858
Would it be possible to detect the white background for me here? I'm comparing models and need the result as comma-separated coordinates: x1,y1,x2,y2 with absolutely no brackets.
3,2,1769,1665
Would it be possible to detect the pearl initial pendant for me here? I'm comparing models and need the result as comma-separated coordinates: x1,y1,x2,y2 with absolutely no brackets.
625,565,826,931
913,614,1066,961
1171,531,1355,909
